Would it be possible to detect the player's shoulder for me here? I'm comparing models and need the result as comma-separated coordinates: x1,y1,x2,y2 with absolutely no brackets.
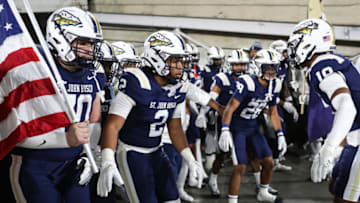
309,53,351,85
121,68,152,90
238,74,256,92
311,53,350,72
215,72,231,86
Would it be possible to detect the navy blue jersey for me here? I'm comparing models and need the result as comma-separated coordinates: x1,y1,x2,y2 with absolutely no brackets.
13,48,102,161
277,62,289,83
58,62,100,122
231,75,281,129
199,64,219,92
307,53,360,131
116,68,187,148
101,82,115,128
214,72,237,106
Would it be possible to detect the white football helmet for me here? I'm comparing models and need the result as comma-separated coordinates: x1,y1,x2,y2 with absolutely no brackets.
224,49,250,75
253,49,280,80
96,41,118,79
143,30,186,77
207,46,225,65
185,43,200,63
46,7,103,69
112,41,140,68
269,40,288,61
288,18,335,66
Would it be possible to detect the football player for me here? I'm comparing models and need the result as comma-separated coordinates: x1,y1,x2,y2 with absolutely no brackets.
9,7,104,202
97,31,202,202
288,18,360,203
196,46,225,171
219,49,285,202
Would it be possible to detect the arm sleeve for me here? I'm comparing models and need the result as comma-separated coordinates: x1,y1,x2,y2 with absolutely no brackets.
186,83,211,106
319,73,356,148
173,101,186,119
232,79,248,104
109,91,135,119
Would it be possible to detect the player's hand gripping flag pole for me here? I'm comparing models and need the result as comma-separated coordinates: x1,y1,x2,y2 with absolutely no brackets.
21,0,98,173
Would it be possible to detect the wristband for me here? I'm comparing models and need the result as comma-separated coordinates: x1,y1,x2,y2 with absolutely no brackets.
222,124,230,131
275,129,284,137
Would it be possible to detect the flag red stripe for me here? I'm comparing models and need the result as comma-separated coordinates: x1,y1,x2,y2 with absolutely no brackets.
0,112,71,160
0,47,39,83
0,78,56,122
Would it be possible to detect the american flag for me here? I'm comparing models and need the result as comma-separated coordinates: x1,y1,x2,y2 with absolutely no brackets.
323,35,331,42
0,0,71,159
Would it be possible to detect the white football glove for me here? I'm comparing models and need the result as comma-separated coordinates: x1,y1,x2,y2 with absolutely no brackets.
282,101,299,122
289,81,299,92
97,149,124,197
188,160,203,189
219,127,233,152
195,113,207,129
277,134,287,158
311,144,335,183
77,156,93,186
299,94,309,105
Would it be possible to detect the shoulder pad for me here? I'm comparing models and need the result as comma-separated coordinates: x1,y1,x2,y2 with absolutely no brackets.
239,74,255,92
204,66,211,72
274,78,282,93
124,68,151,90
311,53,345,69
180,80,190,93
217,73,230,86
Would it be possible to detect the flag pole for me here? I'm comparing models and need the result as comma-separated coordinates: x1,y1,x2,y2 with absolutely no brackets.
21,0,98,173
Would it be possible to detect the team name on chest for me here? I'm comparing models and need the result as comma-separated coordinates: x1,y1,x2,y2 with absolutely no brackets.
67,84,93,93
149,101,177,109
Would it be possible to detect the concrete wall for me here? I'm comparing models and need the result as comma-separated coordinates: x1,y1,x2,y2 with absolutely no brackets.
90,0,360,25
90,0,360,63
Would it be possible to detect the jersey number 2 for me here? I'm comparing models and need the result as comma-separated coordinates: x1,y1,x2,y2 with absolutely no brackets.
149,110,169,137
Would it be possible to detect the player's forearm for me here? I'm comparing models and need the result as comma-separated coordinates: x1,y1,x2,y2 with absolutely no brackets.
101,115,124,151
208,99,225,116
222,105,233,126
270,106,282,131
325,93,356,148
168,118,188,152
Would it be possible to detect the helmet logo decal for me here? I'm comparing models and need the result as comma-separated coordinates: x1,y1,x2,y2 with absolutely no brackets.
149,33,172,48
114,47,125,56
54,10,82,27
294,21,319,35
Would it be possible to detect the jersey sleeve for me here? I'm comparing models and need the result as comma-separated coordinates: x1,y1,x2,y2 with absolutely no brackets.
117,71,145,104
269,78,281,106
96,72,107,91
232,78,249,104
214,74,224,90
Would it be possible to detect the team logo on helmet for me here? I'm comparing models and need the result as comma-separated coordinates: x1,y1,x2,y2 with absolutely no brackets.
294,21,319,35
114,47,125,56
53,10,82,27
149,33,172,48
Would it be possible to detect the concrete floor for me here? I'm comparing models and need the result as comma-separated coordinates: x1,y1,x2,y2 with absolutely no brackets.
119,146,333,203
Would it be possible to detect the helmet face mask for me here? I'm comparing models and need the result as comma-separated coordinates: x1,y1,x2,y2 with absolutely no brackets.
185,43,200,64
112,41,141,77
254,49,280,82
46,7,103,70
269,40,288,61
288,18,335,67
207,46,225,71
225,49,250,76
143,31,186,83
